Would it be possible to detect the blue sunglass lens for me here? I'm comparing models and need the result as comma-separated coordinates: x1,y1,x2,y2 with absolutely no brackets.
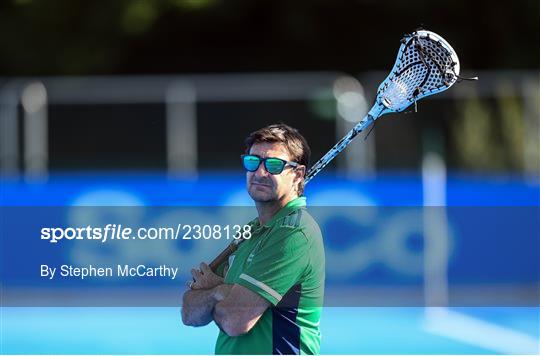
243,156,261,171
265,158,285,174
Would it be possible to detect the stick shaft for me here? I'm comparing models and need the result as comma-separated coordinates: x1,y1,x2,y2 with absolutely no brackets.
304,114,375,184
209,239,240,271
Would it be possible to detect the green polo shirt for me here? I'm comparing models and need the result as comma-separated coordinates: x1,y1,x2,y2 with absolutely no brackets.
215,196,325,355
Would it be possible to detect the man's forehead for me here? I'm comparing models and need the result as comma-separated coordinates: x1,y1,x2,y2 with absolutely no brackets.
249,142,290,158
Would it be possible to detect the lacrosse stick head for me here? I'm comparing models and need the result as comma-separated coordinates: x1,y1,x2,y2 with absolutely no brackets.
372,30,461,116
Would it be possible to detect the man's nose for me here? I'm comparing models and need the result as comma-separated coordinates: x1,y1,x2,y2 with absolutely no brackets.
254,162,269,177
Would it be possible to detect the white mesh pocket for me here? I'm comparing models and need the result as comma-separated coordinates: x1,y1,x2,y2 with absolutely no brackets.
375,30,461,113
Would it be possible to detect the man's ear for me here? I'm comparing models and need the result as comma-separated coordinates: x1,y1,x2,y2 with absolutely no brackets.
296,165,306,179
294,165,306,188
294,165,306,195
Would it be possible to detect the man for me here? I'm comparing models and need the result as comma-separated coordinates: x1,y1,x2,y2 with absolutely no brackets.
181,124,325,355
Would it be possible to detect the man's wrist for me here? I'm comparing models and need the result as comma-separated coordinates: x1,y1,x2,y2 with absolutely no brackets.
213,283,231,302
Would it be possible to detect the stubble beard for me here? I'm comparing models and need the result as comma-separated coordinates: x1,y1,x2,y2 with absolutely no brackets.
248,184,278,203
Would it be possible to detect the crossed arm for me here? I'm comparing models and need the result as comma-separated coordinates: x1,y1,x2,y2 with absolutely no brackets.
181,263,270,337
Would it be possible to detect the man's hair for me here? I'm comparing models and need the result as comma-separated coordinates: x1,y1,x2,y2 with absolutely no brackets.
245,123,311,195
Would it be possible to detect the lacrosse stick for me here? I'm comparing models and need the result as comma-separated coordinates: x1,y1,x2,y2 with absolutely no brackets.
206,29,477,273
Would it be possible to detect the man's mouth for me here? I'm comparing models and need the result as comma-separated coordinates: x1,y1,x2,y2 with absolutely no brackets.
251,181,272,188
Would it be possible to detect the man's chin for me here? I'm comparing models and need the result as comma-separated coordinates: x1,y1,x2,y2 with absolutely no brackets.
248,189,277,203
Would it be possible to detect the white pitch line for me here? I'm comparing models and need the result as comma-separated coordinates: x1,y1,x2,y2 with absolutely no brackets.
424,308,540,355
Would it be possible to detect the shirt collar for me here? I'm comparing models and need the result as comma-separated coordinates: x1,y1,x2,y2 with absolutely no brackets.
262,196,307,228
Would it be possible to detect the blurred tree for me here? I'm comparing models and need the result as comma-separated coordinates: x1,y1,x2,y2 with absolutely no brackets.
450,82,531,172
497,82,524,171
0,0,538,75
452,90,504,171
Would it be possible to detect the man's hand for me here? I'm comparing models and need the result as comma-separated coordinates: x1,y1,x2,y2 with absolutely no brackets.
190,262,224,290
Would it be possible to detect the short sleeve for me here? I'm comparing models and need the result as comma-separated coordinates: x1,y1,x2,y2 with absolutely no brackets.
233,229,308,305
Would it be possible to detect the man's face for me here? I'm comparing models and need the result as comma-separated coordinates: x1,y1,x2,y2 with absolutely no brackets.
246,142,302,203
